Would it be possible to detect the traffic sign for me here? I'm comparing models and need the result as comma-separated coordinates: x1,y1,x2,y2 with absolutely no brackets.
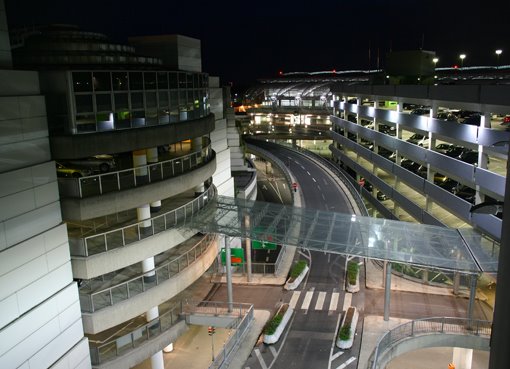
358,178,365,186
208,326,215,336
252,226,277,250
220,248,245,265
292,182,298,192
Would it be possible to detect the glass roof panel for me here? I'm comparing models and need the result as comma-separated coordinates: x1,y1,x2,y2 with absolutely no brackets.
189,196,484,273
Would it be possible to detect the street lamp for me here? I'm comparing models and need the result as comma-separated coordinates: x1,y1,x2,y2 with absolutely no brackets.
459,54,466,68
495,49,503,68
432,57,439,69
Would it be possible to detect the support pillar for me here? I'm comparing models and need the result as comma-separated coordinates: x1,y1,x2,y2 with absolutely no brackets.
150,351,164,369
453,348,473,369
192,137,205,195
244,213,252,282
224,236,233,313
384,262,392,321
453,272,461,295
467,274,478,322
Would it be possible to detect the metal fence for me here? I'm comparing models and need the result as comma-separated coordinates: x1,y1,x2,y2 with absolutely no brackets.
59,144,212,198
367,317,492,369
208,304,255,369
79,234,217,312
89,305,182,365
69,185,216,256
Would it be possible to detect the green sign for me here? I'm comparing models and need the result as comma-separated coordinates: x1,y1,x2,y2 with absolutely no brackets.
220,248,245,265
251,226,277,250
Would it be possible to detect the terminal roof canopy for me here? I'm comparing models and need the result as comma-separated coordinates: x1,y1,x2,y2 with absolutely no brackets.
189,196,496,273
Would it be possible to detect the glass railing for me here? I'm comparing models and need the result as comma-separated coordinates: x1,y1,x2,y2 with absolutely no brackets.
79,234,216,313
88,305,182,365
69,185,215,256
59,144,213,198
367,317,491,369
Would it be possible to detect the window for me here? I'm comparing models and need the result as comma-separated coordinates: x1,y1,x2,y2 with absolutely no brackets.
145,92,157,109
131,92,144,109
75,94,93,113
144,72,157,90
114,93,129,110
92,72,111,92
73,72,92,92
158,91,169,109
169,72,178,89
112,72,128,91
157,72,168,90
129,72,143,90
96,94,112,111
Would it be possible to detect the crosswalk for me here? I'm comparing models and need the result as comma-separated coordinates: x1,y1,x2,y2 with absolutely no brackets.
288,290,348,312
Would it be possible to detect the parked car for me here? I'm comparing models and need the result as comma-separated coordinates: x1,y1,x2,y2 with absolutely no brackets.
56,162,93,178
453,184,476,204
407,133,429,146
461,114,481,126
436,178,458,192
436,112,458,122
66,154,116,173
410,108,430,116
445,146,468,158
401,159,421,172
500,115,510,125
379,124,396,135
377,191,389,201
435,143,454,154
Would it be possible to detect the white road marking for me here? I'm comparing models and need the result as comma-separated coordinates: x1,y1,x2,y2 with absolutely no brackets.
329,311,344,369
301,165,305,170
315,291,327,310
289,291,301,309
336,356,356,369
343,293,352,311
317,185,321,190
329,292,339,312
312,177,317,182
322,194,326,200
307,171,311,175
254,348,268,369
269,345,277,357
301,290,314,310
331,351,344,361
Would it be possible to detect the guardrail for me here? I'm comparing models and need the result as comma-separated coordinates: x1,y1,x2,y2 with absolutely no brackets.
59,144,213,198
69,185,216,256
182,300,253,317
207,304,254,369
89,305,182,365
79,233,217,313
367,317,492,369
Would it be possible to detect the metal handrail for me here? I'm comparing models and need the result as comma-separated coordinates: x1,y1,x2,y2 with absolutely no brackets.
367,317,492,369
88,305,182,365
181,300,253,317
69,185,216,256
59,143,213,198
79,234,217,313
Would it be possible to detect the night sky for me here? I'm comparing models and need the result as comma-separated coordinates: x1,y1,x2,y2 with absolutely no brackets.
5,0,509,88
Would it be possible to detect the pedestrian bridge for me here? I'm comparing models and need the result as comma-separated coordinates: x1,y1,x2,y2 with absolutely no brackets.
188,195,498,274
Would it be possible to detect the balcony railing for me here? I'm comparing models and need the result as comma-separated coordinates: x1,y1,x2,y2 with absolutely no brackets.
88,305,182,365
69,185,215,256
367,317,492,369
59,144,213,198
79,233,217,313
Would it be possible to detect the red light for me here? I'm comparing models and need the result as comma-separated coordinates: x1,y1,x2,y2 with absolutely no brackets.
332,69,336,73
278,70,283,75
454,65,458,69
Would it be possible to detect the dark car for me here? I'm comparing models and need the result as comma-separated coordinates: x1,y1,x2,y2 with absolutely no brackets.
401,159,421,172
436,112,458,122
378,147,394,159
410,108,430,116
436,178,458,192
445,146,468,158
406,133,426,145
377,191,389,201
453,185,476,204
435,143,454,154
501,115,510,125
379,124,396,136
461,114,481,126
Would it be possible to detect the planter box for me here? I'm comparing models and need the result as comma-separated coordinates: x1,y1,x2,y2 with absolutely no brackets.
336,306,359,349
284,265,309,290
263,304,294,344
346,272,360,293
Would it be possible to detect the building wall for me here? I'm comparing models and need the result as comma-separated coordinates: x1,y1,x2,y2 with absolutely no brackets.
0,0,11,68
209,76,235,197
0,67,90,367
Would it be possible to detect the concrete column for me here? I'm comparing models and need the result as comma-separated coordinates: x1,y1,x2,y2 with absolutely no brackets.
146,147,162,213
453,348,473,369
476,113,490,203
453,271,461,295
150,351,164,369
467,273,478,321
244,213,252,282
224,236,234,313
142,256,156,282
384,262,392,321
133,149,148,182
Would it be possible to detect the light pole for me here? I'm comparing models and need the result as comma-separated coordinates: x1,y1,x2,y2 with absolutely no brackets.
496,49,503,68
459,54,466,68
432,57,439,69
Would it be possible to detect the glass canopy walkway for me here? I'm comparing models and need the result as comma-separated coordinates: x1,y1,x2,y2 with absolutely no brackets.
188,195,498,274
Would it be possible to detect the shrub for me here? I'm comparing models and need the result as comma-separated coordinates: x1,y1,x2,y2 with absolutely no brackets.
264,305,288,335
347,261,359,285
339,325,351,340
290,260,307,279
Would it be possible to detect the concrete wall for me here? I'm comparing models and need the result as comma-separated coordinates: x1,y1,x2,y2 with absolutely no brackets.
61,156,216,221
72,227,198,279
82,236,219,334
0,0,10,68
0,68,90,368
50,113,215,159
379,333,490,369
209,78,235,197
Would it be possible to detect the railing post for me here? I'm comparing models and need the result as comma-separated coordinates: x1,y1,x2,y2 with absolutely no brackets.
103,233,108,251
411,320,414,336
109,289,113,307
78,178,83,198
98,175,103,194
121,229,125,247
133,170,137,186
117,172,120,190
137,223,141,241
